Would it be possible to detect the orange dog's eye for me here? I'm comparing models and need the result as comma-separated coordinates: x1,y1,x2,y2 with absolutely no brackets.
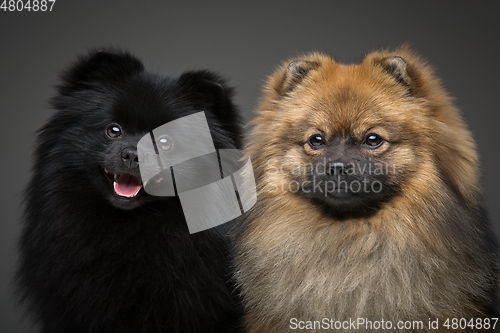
363,133,384,148
308,133,325,149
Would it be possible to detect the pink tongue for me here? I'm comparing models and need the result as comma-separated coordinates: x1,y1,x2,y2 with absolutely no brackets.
114,174,142,198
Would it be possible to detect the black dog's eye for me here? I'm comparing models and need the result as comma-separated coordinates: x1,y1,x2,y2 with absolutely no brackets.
158,135,173,151
106,124,122,138
363,133,384,148
308,133,325,149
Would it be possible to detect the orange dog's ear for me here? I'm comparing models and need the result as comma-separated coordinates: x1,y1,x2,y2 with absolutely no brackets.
279,59,319,95
376,56,412,88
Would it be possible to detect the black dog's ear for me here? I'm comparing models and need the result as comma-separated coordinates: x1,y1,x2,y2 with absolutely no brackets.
58,49,144,94
85,50,144,79
176,70,241,147
279,60,319,95
176,70,236,117
177,70,229,103
376,56,412,89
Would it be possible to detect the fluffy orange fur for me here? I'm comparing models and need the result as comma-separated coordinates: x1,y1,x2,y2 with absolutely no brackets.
234,47,498,332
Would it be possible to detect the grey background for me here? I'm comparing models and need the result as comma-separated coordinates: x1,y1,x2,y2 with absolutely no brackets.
1,1,499,331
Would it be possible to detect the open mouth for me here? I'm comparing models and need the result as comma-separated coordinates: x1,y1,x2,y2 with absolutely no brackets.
104,168,143,198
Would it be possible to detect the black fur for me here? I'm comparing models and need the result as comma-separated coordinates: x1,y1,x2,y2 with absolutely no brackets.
16,48,243,333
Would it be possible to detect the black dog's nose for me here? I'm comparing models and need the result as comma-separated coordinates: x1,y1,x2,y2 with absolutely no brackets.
121,147,139,169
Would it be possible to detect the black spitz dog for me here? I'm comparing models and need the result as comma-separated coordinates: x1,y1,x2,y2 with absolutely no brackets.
16,49,242,333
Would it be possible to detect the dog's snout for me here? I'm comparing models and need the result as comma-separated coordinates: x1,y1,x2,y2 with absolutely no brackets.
121,147,139,169
329,162,346,175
